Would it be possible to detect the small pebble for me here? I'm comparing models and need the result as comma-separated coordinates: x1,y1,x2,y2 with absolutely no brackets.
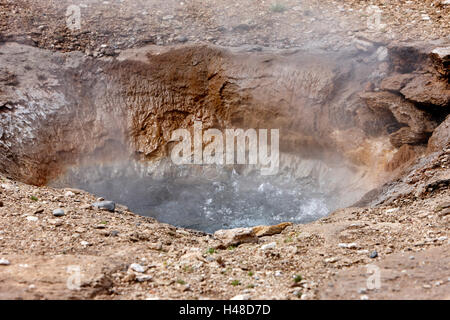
0,258,10,265
92,201,115,212
136,275,152,282
64,191,75,197
260,242,276,250
53,208,65,217
130,263,145,273
370,251,378,259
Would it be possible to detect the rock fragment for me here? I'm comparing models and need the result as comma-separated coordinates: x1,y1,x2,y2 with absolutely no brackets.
52,208,65,217
214,227,258,248
129,263,145,273
92,201,115,212
252,222,292,237
260,242,277,250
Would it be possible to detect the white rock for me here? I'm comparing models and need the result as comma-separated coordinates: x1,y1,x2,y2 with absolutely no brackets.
0,258,10,265
230,294,251,300
347,243,358,249
437,236,448,241
80,241,90,247
376,46,388,61
130,263,146,273
26,216,38,222
339,242,358,249
136,275,152,282
64,191,75,197
260,242,277,250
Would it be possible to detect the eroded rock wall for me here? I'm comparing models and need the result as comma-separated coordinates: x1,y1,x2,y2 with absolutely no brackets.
0,41,448,195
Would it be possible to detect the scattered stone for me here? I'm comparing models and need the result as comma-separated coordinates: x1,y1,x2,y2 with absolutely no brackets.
230,294,251,300
34,208,44,214
48,218,63,226
214,227,258,248
358,288,367,294
260,242,277,250
129,263,145,273
110,230,119,237
437,236,448,241
360,295,369,300
324,257,339,263
0,258,10,265
175,35,188,43
136,275,152,282
52,208,65,217
64,191,75,197
370,251,378,259
252,222,292,237
26,216,38,222
80,241,90,247
338,243,358,249
162,15,174,21
92,201,115,212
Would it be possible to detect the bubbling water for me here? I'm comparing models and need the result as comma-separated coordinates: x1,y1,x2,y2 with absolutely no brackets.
51,157,360,233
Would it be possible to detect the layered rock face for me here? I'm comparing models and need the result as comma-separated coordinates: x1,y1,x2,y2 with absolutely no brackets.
0,41,448,200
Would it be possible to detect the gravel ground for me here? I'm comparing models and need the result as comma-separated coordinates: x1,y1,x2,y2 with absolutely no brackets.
0,171,449,300
0,0,449,55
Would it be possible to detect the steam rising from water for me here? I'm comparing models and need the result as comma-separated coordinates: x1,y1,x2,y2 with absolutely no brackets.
51,157,353,233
